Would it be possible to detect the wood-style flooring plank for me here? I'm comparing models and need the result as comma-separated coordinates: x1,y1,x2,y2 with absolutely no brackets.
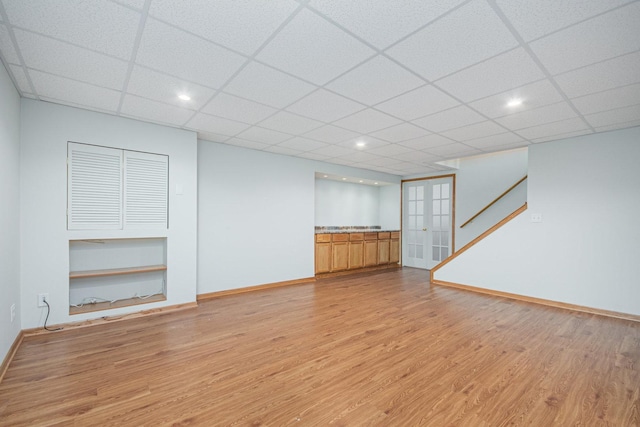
1,268,639,426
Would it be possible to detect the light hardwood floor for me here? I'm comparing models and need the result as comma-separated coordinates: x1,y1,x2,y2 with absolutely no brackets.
1,268,639,426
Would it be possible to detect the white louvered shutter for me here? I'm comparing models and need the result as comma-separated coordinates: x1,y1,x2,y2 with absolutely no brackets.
124,151,168,229
68,143,123,230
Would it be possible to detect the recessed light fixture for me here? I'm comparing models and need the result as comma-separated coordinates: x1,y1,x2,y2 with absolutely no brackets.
507,98,522,107
359,180,363,183
323,175,328,178
356,141,366,148
178,94,191,101
342,178,347,181
374,182,379,185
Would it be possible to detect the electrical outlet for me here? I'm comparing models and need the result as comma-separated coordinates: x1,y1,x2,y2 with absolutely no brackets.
37,293,49,307
10,304,16,323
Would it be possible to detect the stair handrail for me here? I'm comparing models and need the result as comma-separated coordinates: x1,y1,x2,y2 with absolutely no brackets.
460,175,527,228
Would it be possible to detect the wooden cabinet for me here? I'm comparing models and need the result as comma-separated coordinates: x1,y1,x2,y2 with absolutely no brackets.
315,231,400,275
315,234,331,274
331,234,349,271
363,233,378,267
349,233,364,269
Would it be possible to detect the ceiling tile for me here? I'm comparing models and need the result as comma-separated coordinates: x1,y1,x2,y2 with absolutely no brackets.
286,89,365,122
223,138,271,151
332,109,402,134
263,145,304,156
121,94,195,126
369,123,430,142
136,18,246,89
257,9,375,85
495,102,578,131
112,0,146,10
335,136,390,150
386,0,517,80
554,52,640,98
435,48,545,102
335,151,385,164
425,143,481,158
326,158,357,166
530,129,592,143
309,0,465,49
468,79,564,118
398,134,454,150
276,137,329,152
197,132,231,143
14,29,128,90
126,66,216,110
8,64,30,93
201,92,277,125
530,2,640,75
235,126,292,144
148,0,299,56
307,144,356,157
326,55,424,105
593,119,640,133
29,70,120,112
463,132,524,149
303,125,360,143
412,105,484,132
367,144,414,157
224,61,316,108
441,120,507,141
257,111,324,134
571,84,640,116
185,112,251,136
584,104,640,128
496,0,633,42
3,0,140,59
0,24,20,64
390,150,442,163
516,117,590,140
297,151,332,161
375,85,459,121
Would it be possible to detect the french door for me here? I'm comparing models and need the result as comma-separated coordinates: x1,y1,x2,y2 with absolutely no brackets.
402,176,454,270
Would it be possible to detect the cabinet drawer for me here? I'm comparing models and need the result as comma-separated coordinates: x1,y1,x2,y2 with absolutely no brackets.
378,232,390,239
390,231,400,239
332,233,349,242
364,232,378,240
349,233,364,241
316,233,331,243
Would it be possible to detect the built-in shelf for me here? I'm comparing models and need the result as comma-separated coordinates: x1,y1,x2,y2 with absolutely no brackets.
69,293,166,315
69,264,167,279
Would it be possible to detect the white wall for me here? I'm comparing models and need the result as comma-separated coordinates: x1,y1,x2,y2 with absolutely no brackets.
19,100,198,329
434,127,640,316
315,179,380,226
379,184,401,230
0,63,21,362
454,149,528,248
197,140,400,294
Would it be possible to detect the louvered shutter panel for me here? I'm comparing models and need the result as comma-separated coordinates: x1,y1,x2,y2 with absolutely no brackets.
68,143,123,230
124,151,168,229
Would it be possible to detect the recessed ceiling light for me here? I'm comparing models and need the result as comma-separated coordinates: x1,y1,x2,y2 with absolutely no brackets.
359,180,363,183
374,182,379,185
323,175,328,178
178,94,191,101
356,141,366,148
342,178,347,180
507,98,522,107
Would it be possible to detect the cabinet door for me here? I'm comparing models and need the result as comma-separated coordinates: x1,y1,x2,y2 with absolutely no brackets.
364,240,378,266
378,240,390,264
390,239,400,263
332,242,349,271
315,243,331,274
349,242,364,270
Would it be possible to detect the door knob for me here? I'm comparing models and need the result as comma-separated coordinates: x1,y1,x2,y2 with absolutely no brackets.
422,228,427,231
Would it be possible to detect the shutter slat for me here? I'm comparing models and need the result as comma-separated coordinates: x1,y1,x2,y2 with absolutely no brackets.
124,153,168,228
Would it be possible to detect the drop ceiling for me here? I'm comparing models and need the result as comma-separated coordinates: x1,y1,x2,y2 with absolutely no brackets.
1,0,639,177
